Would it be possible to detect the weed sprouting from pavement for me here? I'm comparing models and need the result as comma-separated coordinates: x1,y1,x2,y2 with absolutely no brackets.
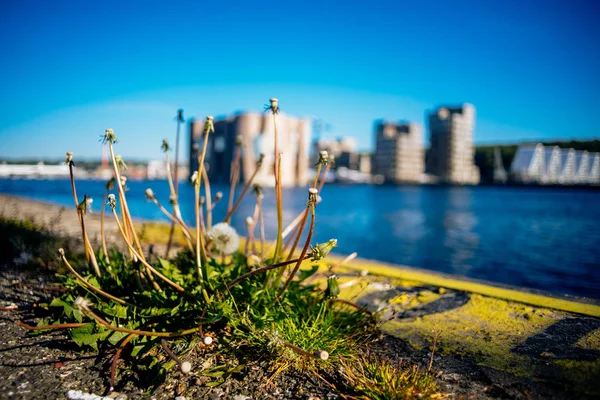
11,99,441,397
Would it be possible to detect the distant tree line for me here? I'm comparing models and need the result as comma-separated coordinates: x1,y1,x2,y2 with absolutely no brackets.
474,140,600,183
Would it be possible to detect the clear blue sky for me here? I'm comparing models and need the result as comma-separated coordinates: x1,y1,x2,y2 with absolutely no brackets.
0,0,598,161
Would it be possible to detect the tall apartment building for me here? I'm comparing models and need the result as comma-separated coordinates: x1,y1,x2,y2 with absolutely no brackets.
372,120,424,183
427,104,480,184
189,112,311,187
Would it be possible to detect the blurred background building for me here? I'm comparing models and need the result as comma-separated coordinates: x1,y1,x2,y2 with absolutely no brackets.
427,104,480,185
510,143,600,185
372,120,424,183
189,112,311,187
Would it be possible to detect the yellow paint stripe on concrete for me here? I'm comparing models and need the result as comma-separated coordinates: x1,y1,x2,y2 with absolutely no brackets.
338,260,600,318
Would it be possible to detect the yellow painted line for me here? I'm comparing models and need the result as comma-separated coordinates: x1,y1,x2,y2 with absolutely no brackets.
338,259,600,318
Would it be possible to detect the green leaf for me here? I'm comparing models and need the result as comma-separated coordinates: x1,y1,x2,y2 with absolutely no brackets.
298,265,319,282
49,297,74,318
71,323,98,350
206,380,224,387
108,330,129,346
86,276,102,289
101,304,128,319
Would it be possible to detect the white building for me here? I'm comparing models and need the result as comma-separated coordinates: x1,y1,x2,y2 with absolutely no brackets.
509,144,545,183
510,144,599,185
0,162,71,178
558,148,576,184
574,151,589,184
542,146,561,184
589,153,600,184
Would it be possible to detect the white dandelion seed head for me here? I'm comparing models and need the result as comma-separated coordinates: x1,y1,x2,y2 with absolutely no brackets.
203,336,213,345
180,361,192,374
74,297,91,309
207,223,240,255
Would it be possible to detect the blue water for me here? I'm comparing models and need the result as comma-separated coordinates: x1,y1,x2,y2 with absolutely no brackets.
1,178,599,299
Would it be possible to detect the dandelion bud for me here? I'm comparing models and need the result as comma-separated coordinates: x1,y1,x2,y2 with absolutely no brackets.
161,139,170,152
200,196,205,206
120,176,127,186
329,154,336,167
256,154,265,167
235,136,243,147
318,150,329,166
169,194,177,205
315,350,329,361
107,193,117,209
310,239,338,261
85,196,93,213
105,177,115,191
190,171,199,185
253,184,263,199
269,98,279,114
77,195,92,215
192,143,200,155
65,152,74,166
203,336,213,345
308,188,319,204
114,155,127,171
204,116,214,133
103,128,117,144
246,216,254,226
180,361,192,374
145,188,155,200
214,191,223,201
325,274,340,299
176,109,185,123
58,248,65,256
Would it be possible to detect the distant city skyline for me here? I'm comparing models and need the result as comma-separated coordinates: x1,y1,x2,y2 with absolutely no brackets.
1,1,599,161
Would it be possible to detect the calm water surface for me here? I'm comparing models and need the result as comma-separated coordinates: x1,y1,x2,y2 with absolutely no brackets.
1,179,599,299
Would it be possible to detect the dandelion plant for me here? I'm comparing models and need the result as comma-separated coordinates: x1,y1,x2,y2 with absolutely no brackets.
10,98,422,397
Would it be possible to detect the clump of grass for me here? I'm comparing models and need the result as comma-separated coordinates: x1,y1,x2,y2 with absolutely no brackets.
338,351,442,400
9,99,441,397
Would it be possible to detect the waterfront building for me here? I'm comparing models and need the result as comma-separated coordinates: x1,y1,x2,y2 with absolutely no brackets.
0,162,71,178
510,144,545,183
427,104,480,184
558,148,576,184
189,112,311,187
510,144,600,185
574,151,589,183
589,153,600,184
542,146,562,184
373,120,424,183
